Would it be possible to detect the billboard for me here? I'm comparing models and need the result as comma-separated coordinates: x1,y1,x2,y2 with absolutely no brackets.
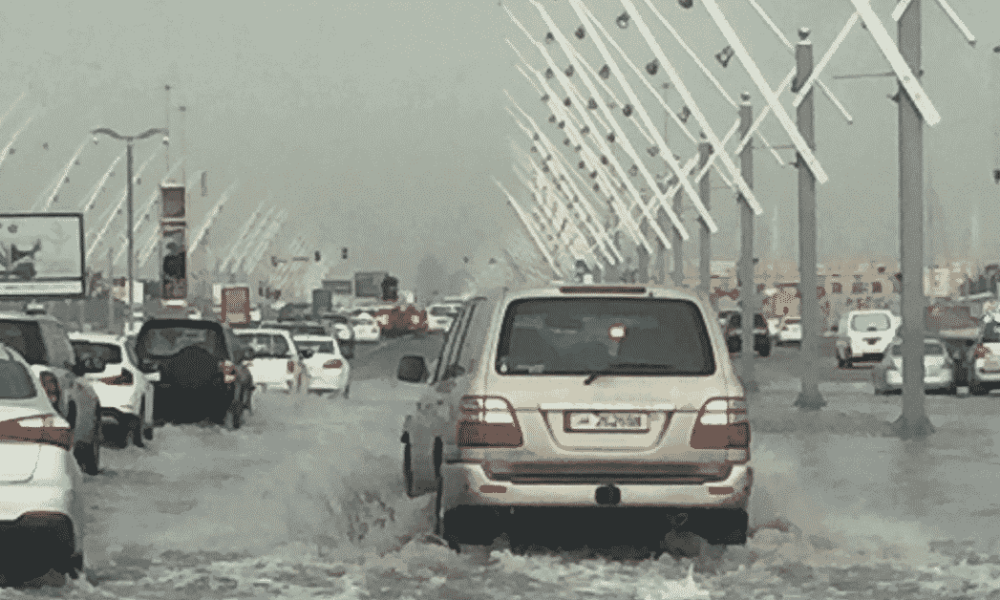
221,286,251,326
354,271,388,298
161,225,187,300
322,279,352,295
0,213,85,298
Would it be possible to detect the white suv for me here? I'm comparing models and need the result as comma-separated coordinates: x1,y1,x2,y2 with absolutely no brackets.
834,309,900,368
397,284,751,552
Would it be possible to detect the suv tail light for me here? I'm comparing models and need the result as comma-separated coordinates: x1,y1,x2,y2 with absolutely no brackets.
457,395,522,448
0,414,73,451
99,368,134,386
39,372,60,406
974,344,991,359
219,360,237,384
690,397,749,450
287,360,296,374
323,359,343,369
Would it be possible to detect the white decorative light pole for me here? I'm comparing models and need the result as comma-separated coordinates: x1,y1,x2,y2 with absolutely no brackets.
90,127,169,331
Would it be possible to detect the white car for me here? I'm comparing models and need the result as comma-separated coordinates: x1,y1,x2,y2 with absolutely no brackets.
834,309,900,368
292,334,351,397
426,303,461,333
776,317,802,345
872,337,956,395
235,329,308,393
350,312,381,343
0,343,85,583
69,333,155,447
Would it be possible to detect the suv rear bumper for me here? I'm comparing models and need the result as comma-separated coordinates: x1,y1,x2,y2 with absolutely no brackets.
441,462,751,509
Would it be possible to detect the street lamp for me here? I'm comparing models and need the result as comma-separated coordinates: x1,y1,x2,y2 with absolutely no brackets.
90,127,168,333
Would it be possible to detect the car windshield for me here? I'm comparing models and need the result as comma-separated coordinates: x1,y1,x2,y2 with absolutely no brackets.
0,359,37,399
138,326,225,358
890,342,945,357
430,306,455,317
496,298,715,376
71,341,122,365
852,313,891,332
0,320,46,365
291,325,326,336
295,340,335,354
236,333,291,358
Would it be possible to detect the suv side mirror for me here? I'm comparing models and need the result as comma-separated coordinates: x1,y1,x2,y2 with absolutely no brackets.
830,324,839,333
300,349,314,359
341,343,354,360
397,355,428,383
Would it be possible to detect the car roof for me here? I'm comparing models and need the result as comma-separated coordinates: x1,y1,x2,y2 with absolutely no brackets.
0,311,57,322
292,334,335,341
68,332,123,345
501,284,707,303
237,328,291,336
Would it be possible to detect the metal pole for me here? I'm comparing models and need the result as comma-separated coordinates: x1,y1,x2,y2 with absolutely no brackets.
894,0,934,438
738,92,757,392
126,141,135,333
698,133,712,301
672,188,684,287
793,28,826,410
107,247,114,334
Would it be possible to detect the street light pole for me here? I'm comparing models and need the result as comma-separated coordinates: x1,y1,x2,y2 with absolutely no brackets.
91,127,168,331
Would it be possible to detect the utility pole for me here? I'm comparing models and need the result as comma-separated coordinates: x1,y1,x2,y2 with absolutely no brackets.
698,133,712,301
894,0,933,438
738,92,756,392
793,28,826,410
107,247,115,334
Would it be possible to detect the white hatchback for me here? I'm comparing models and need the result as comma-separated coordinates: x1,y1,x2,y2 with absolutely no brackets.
350,312,381,343
835,309,900,368
69,333,155,447
426,303,461,333
234,329,308,393
293,334,351,398
776,317,802,345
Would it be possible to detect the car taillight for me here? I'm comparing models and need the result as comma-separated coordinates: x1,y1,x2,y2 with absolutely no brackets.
323,359,343,369
39,372,60,406
99,368,134,386
287,360,296,374
0,414,73,451
219,360,237,384
690,397,749,450
457,395,522,448
974,344,991,359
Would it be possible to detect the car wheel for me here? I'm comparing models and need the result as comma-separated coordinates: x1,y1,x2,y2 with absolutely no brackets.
403,443,417,498
697,509,749,546
433,477,497,551
758,343,771,358
343,383,350,399
845,357,854,369
79,428,101,475
970,377,988,396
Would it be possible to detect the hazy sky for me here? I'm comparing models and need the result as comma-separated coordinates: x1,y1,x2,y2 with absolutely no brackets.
0,0,997,289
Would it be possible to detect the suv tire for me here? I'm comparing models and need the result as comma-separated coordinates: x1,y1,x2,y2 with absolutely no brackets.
131,414,145,448
970,377,988,396
434,478,500,551
78,422,101,475
694,508,748,546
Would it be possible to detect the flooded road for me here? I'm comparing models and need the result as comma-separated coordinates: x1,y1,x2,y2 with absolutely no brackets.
4,335,1000,599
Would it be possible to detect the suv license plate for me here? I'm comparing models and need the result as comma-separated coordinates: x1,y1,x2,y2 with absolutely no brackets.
565,412,649,432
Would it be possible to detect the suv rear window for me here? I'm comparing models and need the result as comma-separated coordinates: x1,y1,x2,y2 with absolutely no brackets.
851,313,891,332
0,359,37,399
0,320,46,365
71,342,123,365
496,298,715,376
137,325,225,358
726,314,768,329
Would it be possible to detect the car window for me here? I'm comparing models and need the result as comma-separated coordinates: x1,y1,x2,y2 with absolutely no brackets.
237,333,291,358
138,326,225,358
71,341,123,365
430,306,454,316
444,300,484,381
0,320,46,365
496,298,715,376
431,305,469,383
295,339,336,354
851,313,891,332
890,342,946,357
753,314,767,329
0,359,37,399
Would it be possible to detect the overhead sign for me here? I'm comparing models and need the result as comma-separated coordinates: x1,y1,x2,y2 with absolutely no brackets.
322,279,353,296
0,213,85,298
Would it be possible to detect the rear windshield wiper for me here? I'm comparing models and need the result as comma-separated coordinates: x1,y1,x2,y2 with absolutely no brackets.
583,362,677,385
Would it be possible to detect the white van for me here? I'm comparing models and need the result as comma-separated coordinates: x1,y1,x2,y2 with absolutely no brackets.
834,309,900,368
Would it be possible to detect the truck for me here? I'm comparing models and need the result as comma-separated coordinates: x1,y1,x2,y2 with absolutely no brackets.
220,286,251,327
354,271,389,298
367,275,428,337
312,288,333,320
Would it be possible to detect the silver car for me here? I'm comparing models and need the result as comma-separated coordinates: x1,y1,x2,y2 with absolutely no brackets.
872,337,956,395
0,343,85,583
398,284,751,552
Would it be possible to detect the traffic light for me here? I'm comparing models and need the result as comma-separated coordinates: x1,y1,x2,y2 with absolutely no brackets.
271,255,278,268
315,250,321,262
161,184,186,219
678,0,693,8
341,247,348,260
